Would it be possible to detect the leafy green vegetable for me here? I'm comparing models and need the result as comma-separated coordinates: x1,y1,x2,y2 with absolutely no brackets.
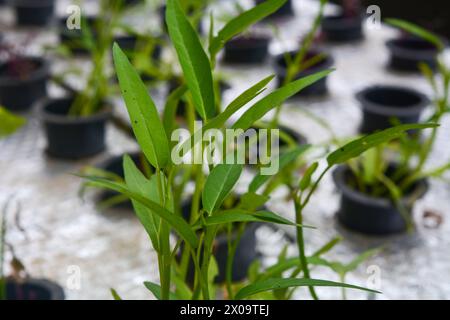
233,70,333,130
202,164,243,214
235,278,380,300
113,44,170,169
327,123,439,166
144,281,178,300
166,0,215,120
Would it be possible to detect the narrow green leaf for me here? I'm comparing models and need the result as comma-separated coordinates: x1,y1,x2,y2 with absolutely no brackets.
299,162,319,191
0,107,25,138
249,145,310,192
312,237,342,257
209,0,288,59
166,0,215,120
232,70,333,130
123,155,160,251
238,192,269,211
81,175,199,248
163,84,188,137
144,281,178,300
110,288,122,300
235,278,380,300
113,44,170,169
386,18,445,51
197,209,313,228
202,164,243,214
327,123,439,166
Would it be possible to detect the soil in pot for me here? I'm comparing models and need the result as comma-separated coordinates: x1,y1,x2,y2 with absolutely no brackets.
96,152,151,210
255,0,293,19
333,165,428,235
386,37,440,72
4,278,65,300
356,85,429,134
180,198,259,284
274,49,334,97
38,97,112,159
0,57,49,112
223,35,271,64
321,13,364,43
12,0,55,27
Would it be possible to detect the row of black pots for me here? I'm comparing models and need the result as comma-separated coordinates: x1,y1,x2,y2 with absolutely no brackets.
4,277,65,300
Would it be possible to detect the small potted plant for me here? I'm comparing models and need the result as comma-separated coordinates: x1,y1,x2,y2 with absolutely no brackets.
0,199,65,300
11,0,55,27
321,0,364,43
386,19,446,72
0,42,49,112
81,0,382,300
356,85,429,134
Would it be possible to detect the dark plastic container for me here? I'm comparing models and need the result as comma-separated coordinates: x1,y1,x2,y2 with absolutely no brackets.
224,35,270,64
5,278,65,300
12,0,55,26
274,49,334,97
0,57,49,112
255,0,293,19
333,165,428,235
356,85,429,134
321,13,364,43
181,200,259,283
386,38,440,72
38,97,112,159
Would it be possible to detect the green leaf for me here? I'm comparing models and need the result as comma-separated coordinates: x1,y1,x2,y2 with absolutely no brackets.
299,162,319,191
207,75,275,129
235,278,380,300
163,84,188,137
123,155,160,251
327,123,439,166
249,145,310,192
0,107,25,138
110,288,122,300
386,18,445,51
113,44,170,169
197,209,312,228
202,164,243,214
312,237,342,257
345,248,380,272
209,0,288,59
166,0,215,120
232,70,333,130
238,192,269,211
144,281,178,300
81,175,199,248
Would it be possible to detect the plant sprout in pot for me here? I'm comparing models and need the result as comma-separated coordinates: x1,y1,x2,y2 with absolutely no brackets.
81,0,385,300
321,0,365,43
386,19,447,73
0,40,50,112
39,0,123,159
0,199,65,300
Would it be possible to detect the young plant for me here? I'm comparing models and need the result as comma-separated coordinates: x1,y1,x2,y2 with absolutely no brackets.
81,0,392,300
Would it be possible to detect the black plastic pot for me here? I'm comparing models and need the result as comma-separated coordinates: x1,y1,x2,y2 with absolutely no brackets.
97,152,148,209
5,278,65,300
223,35,270,64
333,165,428,235
0,57,49,112
386,37,440,72
274,50,334,97
321,13,364,43
38,97,112,159
181,200,259,283
255,0,293,19
58,16,98,55
356,85,429,134
12,0,55,27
